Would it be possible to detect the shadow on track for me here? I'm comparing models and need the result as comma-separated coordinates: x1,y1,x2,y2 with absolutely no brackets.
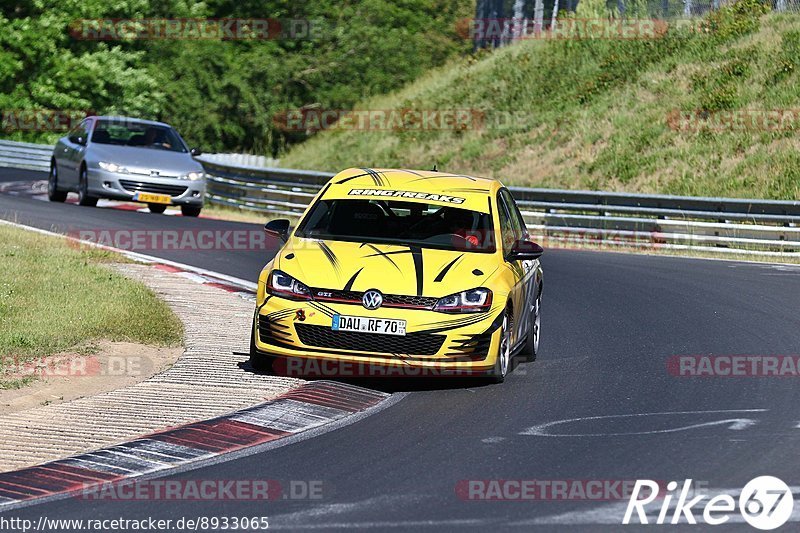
234,356,523,392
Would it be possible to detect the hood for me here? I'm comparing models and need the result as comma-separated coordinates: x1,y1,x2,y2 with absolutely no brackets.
276,238,499,298
88,144,203,176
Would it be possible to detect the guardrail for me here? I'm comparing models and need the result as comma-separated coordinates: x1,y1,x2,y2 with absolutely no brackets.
198,153,279,168
199,160,800,258
0,140,52,171
1,139,798,257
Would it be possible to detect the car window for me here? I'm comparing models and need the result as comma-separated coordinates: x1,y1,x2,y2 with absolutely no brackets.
500,188,527,239
91,119,187,153
67,120,89,144
496,192,517,257
297,199,496,253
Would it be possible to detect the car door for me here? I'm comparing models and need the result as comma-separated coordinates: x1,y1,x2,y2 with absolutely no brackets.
497,190,527,349
59,119,90,187
53,134,73,185
498,188,537,348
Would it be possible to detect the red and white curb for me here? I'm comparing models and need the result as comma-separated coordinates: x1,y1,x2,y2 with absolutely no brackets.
0,381,389,509
150,264,256,302
0,218,394,510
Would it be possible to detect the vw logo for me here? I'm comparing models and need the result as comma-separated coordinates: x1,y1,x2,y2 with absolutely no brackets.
362,290,383,310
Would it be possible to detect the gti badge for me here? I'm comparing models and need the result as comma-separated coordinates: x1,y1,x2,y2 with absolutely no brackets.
362,290,383,310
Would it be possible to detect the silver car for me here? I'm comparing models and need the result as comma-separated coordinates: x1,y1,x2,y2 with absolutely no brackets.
49,116,206,216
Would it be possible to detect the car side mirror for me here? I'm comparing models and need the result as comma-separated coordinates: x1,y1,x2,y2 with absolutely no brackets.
190,147,202,156
264,219,291,242
509,239,543,261
70,135,86,146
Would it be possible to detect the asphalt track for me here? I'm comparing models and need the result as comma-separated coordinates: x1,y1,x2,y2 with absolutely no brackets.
1,167,800,531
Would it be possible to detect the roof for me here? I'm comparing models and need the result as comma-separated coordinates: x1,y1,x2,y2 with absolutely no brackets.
321,168,501,213
89,116,172,128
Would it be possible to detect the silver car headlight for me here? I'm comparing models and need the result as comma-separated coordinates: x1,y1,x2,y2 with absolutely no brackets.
179,171,204,181
98,161,129,174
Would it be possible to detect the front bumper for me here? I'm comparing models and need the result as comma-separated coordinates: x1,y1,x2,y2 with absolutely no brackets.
88,168,205,207
254,295,504,374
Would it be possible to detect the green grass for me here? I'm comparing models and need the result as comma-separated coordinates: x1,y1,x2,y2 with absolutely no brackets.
0,224,183,389
281,0,800,200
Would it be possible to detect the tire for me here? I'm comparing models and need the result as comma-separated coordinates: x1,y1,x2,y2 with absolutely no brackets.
181,205,202,217
148,203,167,214
47,160,67,203
249,317,275,372
489,312,512,384
521,290,542,362
77,166,98,207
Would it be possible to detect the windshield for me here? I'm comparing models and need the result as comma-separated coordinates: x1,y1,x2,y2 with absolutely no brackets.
91,120,187,153
297,199,496,252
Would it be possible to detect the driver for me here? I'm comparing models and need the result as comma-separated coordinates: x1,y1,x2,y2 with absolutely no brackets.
144,127,172,149
442,208,481,247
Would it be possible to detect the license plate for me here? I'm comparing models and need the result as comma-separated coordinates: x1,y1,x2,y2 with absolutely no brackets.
332,314,406,336
134,192,172,204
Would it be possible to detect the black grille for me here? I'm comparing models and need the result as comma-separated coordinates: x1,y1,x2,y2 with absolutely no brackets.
119,179,188,197
384,294,439,308
295,324,445,355
312,289,438,309
258,318,293,345
444,331,493,360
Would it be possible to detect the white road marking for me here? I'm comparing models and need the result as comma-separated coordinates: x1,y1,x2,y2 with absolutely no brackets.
520,409,767,437
728,264,800,272
264,495,490,530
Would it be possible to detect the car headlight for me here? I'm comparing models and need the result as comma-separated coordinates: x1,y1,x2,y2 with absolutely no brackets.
267,270,312,300
98,161,129,174
179,171,204,181
434,287,493,313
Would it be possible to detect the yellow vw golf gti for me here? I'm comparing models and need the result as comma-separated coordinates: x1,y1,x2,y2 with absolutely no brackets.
250,168,543,382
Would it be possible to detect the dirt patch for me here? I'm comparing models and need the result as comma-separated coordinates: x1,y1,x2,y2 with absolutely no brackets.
0,341,182,415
